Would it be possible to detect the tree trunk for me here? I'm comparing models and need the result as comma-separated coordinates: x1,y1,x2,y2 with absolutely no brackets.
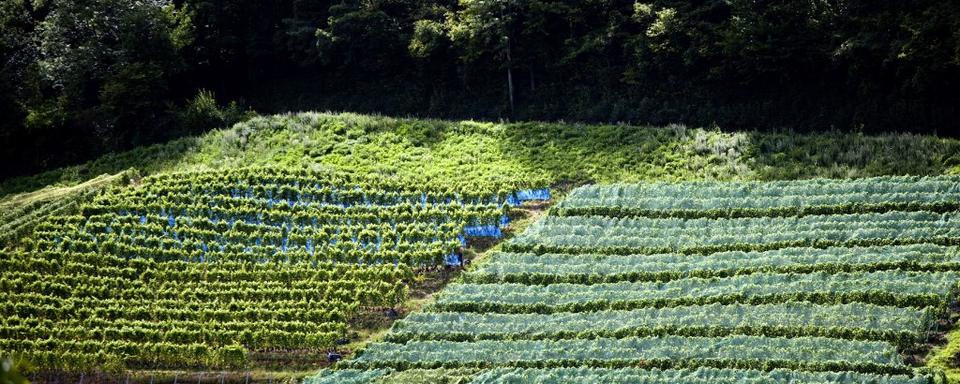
506,38,515,114
507,67,514,114
530,67,535,91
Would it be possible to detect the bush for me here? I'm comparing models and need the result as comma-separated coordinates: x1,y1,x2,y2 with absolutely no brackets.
178,89,252,134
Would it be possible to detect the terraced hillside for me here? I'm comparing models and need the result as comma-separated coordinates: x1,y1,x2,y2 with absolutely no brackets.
0,166,550,378
5,113,960,382
311,176,960,383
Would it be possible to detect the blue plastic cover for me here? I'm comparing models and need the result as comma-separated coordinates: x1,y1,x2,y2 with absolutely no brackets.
444,253,463,266
464,224,502,238
514,188,551,202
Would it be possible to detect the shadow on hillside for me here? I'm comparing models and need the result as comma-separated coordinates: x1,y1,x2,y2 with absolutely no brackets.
494,120,960,186
493,120,733,185
0,135,202,198
746,131,960,180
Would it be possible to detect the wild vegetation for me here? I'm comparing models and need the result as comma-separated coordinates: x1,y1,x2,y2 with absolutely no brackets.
2,1,959,181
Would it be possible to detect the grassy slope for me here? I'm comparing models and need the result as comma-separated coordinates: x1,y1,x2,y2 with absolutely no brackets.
4,112,960,199
4,112,960,381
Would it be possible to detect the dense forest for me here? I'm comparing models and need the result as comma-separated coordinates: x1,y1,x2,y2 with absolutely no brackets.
2,0,958,180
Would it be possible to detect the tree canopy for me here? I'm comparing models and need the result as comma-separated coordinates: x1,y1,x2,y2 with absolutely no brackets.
1,0,958,180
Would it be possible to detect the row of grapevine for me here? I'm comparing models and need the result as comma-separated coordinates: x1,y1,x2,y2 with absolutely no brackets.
386,302,932,346
0,171,133,247
506,212,960,255
304,369,393,384
0,165,538,372
0,257,390,368
86,196,506,225
469,367,943,384
466,244,960,284
141,166,545,206
0,250,412,282
554,176,960,218
318,177,960,383
0,246,405,369
434,270,959,313
345,335,905,373
306,367,942,384
22,167,520,267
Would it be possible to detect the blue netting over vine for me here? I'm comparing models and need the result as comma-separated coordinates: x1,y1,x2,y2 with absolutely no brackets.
444,253,464,266
505,188,551,206
464,224,502,238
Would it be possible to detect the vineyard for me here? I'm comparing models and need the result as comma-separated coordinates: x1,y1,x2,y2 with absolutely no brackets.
0,166,546,375
3,113,960,383
309,175,960,383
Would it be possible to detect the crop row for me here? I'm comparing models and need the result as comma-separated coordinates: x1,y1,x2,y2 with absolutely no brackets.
305,369,393,384
109,180,509,210
38,222,458,253
466,244,960,284
434,270,959,313
1,340,251,370
304,367,942,384
1,320,339,350
0,171,132,247
0,246,409,370
506,212,960,255
0,189,98,247
555,177,960,218
85,196,505,226
2,276,404,304
2,316,345,336
344,335,905,374
1,294,358,323
469,367,942,384
0,250,413,283
48,211,464,242
388,303,932,346
141,166,533,202
30,235,454,266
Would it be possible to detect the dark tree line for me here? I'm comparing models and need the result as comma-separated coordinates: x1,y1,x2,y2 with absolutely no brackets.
2,0,959,180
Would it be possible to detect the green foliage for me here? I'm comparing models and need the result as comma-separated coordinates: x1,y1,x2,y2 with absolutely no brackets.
0,166,519,371
389,303,932,347
408,20,447,59
347,335,906,374
0,170,133,248
332,176,960,382
304,369,392,384
36,0,188,140
468,245,960,285
435,270,957,314
553,176,960,219
5,113,960,199
178,89,250,134
4,0,960,181
471,367,937,384
0,358,28,384
926,327,960,383
507,212,960,256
